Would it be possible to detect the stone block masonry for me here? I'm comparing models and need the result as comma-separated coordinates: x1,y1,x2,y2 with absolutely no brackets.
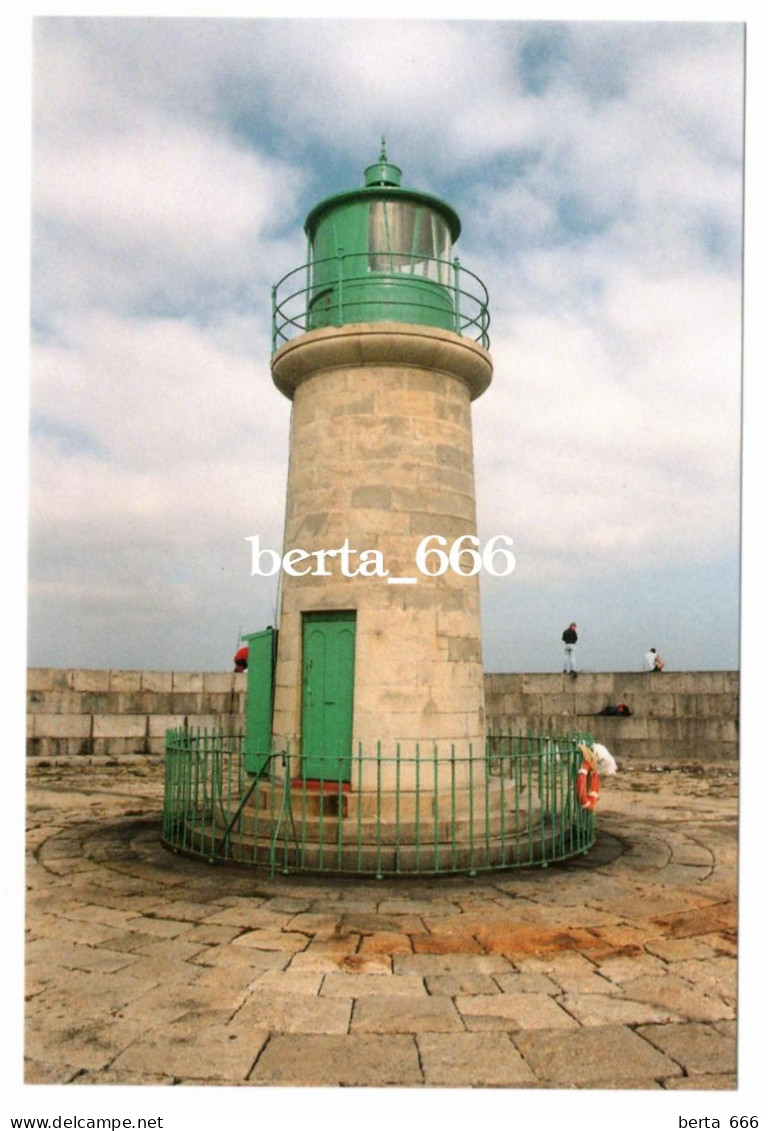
484,671,739,767
270,325,491,761
26,667,738,766
26,668,246,760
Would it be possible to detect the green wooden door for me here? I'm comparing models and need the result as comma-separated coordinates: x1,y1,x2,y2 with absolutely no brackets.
301,611,356,781
242,627,277,776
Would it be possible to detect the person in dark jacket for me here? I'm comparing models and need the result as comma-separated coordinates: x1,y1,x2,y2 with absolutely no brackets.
562,623,578,676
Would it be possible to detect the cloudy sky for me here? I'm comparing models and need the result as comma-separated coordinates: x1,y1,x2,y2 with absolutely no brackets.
28,17,744,674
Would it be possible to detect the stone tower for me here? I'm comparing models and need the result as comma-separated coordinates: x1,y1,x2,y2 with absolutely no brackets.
267,146,494,811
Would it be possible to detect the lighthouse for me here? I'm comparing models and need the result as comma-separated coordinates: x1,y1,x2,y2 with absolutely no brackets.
163,147,599,872
240,143,506,869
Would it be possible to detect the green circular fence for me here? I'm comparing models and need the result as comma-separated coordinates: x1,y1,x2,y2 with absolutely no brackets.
162,730,597,878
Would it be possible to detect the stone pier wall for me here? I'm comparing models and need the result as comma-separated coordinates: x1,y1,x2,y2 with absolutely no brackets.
484,670,739,766
26,668,246,760
26,667,738,765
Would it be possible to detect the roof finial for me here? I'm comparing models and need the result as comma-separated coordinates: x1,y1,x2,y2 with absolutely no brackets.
363,141,402,188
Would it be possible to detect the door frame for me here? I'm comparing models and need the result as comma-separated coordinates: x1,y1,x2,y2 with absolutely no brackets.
300,610,356,782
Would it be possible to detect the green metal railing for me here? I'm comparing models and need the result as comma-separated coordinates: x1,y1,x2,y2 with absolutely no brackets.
272,251,490,353
162,729,596,878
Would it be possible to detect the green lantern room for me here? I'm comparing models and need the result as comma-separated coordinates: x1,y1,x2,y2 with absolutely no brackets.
273,141,489,350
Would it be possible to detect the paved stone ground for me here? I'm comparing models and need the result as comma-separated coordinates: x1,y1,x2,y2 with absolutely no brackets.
24,757,738,1089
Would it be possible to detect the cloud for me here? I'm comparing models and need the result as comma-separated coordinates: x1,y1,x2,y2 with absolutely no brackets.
33,128,303,320
475,265,741,581
28,18,744,671
32,310,282,463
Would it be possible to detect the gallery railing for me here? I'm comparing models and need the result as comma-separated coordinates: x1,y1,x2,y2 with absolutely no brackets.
271,251,490,352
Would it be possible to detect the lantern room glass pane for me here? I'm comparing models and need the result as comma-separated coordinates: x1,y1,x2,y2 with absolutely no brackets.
368,201,451,283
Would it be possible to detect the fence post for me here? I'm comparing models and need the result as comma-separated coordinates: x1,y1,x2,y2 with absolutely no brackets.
337,247,344,325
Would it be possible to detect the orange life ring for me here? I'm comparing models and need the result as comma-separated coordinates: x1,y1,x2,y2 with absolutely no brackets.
577,759,600,811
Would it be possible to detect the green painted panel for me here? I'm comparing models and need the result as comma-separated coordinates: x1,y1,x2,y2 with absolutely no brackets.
307,197,455,333
301,611,356,781
242,627,276,776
